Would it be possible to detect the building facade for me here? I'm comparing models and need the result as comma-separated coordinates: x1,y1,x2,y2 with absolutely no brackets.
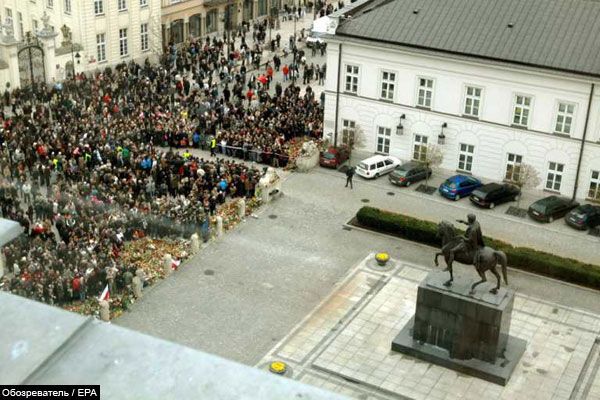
160,0,282,47
0,0,161,89
323,0,600,201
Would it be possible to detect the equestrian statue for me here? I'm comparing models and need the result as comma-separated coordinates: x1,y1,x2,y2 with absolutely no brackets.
434,214,508,295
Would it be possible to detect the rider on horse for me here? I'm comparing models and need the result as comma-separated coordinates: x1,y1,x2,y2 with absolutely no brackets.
450,214,484,266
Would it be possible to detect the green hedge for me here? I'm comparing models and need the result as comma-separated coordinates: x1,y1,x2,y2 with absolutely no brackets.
355,206,600,289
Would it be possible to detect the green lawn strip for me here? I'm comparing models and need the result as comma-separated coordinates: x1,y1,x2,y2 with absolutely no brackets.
354,206,600,289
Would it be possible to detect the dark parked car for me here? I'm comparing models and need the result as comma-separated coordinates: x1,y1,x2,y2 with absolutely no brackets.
469,183,521,209
388,162,431,187
438,175,482,201
565,204,600,230
527,195,579,223
319,146,350,168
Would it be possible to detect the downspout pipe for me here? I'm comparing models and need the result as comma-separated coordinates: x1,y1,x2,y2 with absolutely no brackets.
572,83,594,201
333,43,342,147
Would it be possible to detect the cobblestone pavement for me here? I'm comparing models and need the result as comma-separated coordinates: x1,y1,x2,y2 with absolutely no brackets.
258,254,600,400
310,159,600,265
117,162,600,369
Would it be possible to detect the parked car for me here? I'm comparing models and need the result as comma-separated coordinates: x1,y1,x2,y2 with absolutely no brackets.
355,155,401,179
388,162,431,187
319,146,350,168
527,195,579,223
469,183,521,209
438,175,482,200
565,204,600,230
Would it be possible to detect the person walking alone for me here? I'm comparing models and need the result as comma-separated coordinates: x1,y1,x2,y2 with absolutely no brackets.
345,166,355,189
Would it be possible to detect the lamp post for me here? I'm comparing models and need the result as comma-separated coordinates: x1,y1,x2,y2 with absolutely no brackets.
292,0,297,83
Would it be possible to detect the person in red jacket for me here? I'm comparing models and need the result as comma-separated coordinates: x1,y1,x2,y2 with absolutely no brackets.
282,64,289,81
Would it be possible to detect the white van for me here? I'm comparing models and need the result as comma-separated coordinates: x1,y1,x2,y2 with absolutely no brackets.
355,155,402,179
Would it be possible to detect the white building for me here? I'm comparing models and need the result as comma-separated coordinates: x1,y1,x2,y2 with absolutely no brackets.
0,0,161,88
323,0,600,201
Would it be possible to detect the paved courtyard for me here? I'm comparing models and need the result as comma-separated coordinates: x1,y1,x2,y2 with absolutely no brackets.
258,254,600,400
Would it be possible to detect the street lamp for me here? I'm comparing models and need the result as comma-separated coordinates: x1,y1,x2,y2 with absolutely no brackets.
396,114,406,136
438,122,447,145
292,0,297,83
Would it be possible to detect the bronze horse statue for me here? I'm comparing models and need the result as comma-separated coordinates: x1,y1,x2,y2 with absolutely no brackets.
434,220,508,294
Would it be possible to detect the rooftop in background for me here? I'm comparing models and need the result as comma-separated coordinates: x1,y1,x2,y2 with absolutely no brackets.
334,0,600,77
0,292,346,400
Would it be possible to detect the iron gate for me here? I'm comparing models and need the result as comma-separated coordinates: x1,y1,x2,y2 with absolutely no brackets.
18,32,46,90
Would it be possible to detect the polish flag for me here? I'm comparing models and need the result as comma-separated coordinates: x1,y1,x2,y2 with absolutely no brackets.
172,259,181,270
99,284,110,301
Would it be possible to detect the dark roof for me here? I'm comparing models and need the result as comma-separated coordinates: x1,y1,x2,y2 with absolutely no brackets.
335,0,600,76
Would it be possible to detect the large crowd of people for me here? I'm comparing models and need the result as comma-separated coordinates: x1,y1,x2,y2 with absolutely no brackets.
0,20,323,307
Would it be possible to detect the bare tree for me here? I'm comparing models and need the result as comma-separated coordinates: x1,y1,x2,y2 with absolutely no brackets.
347,124,365,150
512,163,541,208
420,144,444,190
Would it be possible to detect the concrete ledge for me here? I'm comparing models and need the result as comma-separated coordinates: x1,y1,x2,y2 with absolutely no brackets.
391,317,527,386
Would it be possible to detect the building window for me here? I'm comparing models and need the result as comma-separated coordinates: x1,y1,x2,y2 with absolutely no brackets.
64,0,71,13
505,153,522,182
344,65,359,94
118,0,127,11
94,0,104,15
589,171,600,200
341,119,356,147
119,28,128,56
413,134,428,161
376,127,391,154
140,0,148,6
458,144,474,172
32,19,38,32
17,12,24,39
170,20,184,44
555,102,575,135
546,162,564,192
417,78,433,108
206,10,217,32
464,86,482,117
4,9,12,37
96,33,106,62
189,14,202,37
513,95,532,127
140,23,149,51
380,71,395,101
47,0,54,8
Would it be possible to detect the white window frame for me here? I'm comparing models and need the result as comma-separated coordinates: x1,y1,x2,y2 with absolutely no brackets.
140,23,149,52
554,101,575,135
463,85,482,118
380,70,396,101
118,0,127,11
47,0,54,8
344,64,359,94
119,28,128,56
416,77,434,108
94,0,104,15
545,161,564,192
140,0,148,6
17,12,24,39
96,33,106,62
64,0,71,13
589,170,600,201
512,94,532,128
458,143,475,172
413,134,428,161
505,153,523,182
376,126,391,154
341,119,356,147
4,9,13,36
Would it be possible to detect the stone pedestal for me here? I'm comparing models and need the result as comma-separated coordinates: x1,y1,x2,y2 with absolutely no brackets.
216,216,223,237
190,233,201,253
391,271,526,385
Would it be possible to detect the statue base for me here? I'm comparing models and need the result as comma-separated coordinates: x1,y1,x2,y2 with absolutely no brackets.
391,271,526,386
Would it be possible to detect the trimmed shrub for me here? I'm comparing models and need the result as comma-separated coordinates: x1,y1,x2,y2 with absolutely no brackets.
355,206,600,289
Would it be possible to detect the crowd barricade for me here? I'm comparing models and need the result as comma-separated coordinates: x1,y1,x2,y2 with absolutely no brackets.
217,143,291,168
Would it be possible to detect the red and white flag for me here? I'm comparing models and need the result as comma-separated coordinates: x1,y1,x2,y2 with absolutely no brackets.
172,259,181,270
99,284,110,301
